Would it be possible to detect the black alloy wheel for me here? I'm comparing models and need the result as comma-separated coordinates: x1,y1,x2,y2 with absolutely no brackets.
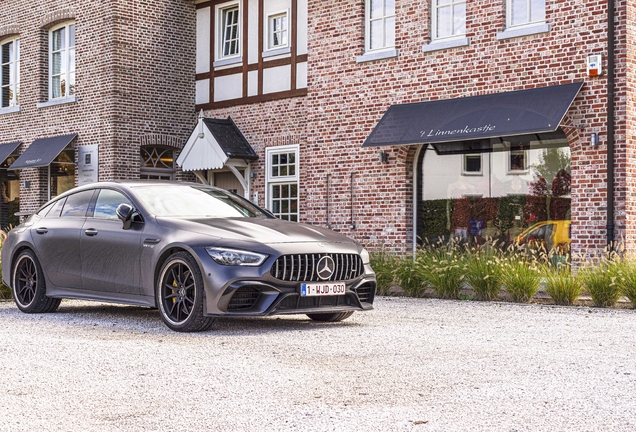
12,249,61,313
157,252,214,332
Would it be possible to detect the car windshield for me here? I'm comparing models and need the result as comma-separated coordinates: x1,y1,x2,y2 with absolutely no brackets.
133,185,268,218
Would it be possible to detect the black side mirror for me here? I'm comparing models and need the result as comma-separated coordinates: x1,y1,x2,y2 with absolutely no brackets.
116,203,134,230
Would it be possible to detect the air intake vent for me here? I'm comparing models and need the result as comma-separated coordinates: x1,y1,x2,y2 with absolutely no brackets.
270,254,364,282
227,287,261,311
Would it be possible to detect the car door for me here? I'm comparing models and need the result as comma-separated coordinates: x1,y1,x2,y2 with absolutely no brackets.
30,189,96,289
80,188,143,294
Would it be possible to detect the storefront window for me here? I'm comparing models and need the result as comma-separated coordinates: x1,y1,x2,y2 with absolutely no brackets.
419,130,570,252
50,149,75,198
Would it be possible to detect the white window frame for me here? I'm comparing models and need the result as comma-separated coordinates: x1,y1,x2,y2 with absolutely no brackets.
431,0,466,42
0,36,20,110
216,1,241,64
506,0,545,29
48,21,76,101
462,154,482,176
508,149,528,173
266,145,299,222
266,10,289,51
365,0,396,53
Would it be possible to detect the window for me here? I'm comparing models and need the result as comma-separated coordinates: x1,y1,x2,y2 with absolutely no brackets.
94,189,132,220
49,22,76,100
60,190,94,218
366,0,395,52
432,0,466,40
508,0,545,28
140,146,175,180
1,37,19,108
463,154,482,175
268,12,288,50
220,3,240,59
266,145,299,222
509,149,527,172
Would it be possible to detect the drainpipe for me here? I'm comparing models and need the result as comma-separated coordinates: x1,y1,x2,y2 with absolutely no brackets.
607,0,615,247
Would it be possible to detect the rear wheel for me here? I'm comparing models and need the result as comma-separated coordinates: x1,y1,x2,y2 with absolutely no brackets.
306,311,354,322
12,250,61,313
157,252,214,332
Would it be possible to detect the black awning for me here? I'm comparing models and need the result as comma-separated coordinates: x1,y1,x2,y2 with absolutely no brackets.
203,117,258,160
362,82,583,147
0,142,22,166
9,134,77,170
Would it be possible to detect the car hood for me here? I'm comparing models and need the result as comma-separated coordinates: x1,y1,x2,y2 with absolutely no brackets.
155,217,357,246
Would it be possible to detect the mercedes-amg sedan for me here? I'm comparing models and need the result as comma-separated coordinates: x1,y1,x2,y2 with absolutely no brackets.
2,181,376,332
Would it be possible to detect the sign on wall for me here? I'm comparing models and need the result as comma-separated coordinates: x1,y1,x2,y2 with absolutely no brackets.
78,145,99,186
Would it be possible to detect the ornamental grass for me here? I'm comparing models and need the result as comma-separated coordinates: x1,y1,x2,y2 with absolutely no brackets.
579,263,622,308
500,259,542,303
543,265,581,306
415,243,466,299
616,261,636,308
464,244,504,301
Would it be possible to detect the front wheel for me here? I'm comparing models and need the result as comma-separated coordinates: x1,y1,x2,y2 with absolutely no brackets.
156,252,214,332
12,250,61,313
306,311,354,322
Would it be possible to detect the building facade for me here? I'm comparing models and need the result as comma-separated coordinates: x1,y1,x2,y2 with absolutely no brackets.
1,0,634,258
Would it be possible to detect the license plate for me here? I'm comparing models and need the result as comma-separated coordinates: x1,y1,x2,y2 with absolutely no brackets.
301,282,346,297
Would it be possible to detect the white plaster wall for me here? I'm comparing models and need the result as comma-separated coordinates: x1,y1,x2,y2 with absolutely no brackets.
214,74,243,101
196,79,210,105
196,7,211,74
297,0,307,55
296,61,307,89
263,65,291,94
248,0,259,64
248,70,258,96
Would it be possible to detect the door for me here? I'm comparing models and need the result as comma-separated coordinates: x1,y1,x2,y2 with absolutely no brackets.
80,189,143,294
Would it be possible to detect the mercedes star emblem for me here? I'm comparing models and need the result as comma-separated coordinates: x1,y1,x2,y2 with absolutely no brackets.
316,256,335,280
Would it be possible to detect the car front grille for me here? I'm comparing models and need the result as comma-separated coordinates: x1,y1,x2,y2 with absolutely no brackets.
227,287,261,311
270,253,364,282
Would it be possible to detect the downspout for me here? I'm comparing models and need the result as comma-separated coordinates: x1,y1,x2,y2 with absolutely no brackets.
607,0,615,247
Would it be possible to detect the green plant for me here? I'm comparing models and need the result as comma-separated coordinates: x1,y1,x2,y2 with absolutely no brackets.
415,245,466,299
500,259,541,303
464,250,503,301
544,266,581,306
615,261,636,308
395,257,426,297
369,251,398,295
580,263,622,308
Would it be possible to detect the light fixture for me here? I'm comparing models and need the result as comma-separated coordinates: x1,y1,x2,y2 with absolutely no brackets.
590,132,599,147
379,152,389,163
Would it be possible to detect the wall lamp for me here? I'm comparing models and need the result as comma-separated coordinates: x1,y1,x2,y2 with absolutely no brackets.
590,132,599,147
379,152,389,163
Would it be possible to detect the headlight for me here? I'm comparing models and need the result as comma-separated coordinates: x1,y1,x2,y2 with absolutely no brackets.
360,248,370,264
205,247,268,266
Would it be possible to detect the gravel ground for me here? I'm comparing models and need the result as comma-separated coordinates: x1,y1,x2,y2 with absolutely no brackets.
0,297,635,432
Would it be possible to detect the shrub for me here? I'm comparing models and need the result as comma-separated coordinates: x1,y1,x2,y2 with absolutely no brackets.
464,250,503,301
616,261,636,308
415,245,466,299
580,264,621,308
501,259,541,303
544,266,581,306
369,251,399,296
395,257,426,297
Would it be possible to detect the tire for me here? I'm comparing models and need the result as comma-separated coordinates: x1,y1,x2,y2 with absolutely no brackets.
306,311,354,322
156,252,214,332
12,249,61,313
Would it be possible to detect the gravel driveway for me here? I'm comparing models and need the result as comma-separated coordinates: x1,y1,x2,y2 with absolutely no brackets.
1,297,635,432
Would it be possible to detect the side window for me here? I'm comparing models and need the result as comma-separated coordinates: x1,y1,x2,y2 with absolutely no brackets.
93,189,132,220
37,197,66,218
60,190,94,218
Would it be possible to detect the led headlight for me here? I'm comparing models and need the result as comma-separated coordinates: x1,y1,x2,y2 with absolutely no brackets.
205,247,269,266
360,248,370,264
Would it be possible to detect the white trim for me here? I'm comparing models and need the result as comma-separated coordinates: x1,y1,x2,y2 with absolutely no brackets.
364,0,396,54
496,23,550,40
0,105,21,115
48,21,76,101
0,36,20,109
213,56,243,68
262,47,291,58
431,0,466,42
356,49,398,63
265,9,290,51
36,95,77,109
508,149,529,174
265,144,299,220
215,1,242,63
422,37,469,53
462,154,482,176
505,0,546,29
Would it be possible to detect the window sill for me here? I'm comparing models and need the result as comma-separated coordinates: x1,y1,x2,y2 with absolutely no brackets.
356,49,399,63
263,47,291,58
36,96,77,109
496,23,550,40
422,37,470,53
213,56,243,68
0,105,21,115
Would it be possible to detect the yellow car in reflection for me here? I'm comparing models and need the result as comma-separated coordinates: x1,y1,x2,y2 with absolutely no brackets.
515,220,571,252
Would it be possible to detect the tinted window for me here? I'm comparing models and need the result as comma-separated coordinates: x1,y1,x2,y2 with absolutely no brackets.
39,198,67,218
94,189,132,220
60,190,94,218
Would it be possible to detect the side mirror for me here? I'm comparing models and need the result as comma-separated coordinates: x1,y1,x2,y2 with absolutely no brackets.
116,203,135,230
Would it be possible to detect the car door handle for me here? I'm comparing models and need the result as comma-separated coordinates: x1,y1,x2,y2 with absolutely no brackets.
36,228,48,235
84,228,98,237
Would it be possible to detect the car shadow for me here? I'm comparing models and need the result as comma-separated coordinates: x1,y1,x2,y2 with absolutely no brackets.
51,301,361,335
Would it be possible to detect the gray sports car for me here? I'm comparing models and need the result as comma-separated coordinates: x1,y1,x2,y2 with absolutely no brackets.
2,181,376,332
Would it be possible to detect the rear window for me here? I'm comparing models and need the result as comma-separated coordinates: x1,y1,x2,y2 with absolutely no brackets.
61,190,94,218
